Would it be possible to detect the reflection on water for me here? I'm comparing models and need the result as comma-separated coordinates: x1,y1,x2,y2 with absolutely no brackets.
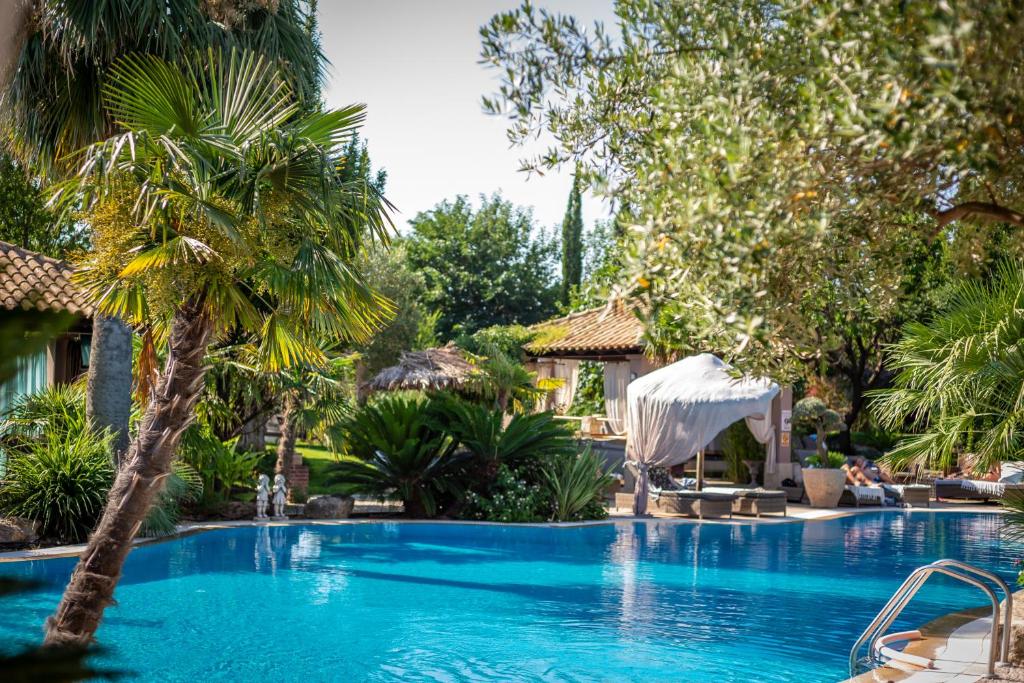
0,513,1017,683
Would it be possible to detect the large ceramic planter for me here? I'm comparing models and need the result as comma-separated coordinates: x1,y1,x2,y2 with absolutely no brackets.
801,468,847,508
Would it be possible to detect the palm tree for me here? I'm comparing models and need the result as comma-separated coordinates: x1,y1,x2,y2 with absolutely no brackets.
870,261,1024,476
1,0,324,462
42,48,390,647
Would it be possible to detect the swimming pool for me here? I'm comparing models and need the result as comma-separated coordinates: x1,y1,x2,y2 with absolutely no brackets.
0,512,1017,682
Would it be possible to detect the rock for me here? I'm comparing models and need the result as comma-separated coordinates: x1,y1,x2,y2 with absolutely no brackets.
217,501,256,520
303,495,354,519
1007,594,1024,664
0,517,40,544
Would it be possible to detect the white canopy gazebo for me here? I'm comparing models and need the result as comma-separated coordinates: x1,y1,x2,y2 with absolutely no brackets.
626,354,780,515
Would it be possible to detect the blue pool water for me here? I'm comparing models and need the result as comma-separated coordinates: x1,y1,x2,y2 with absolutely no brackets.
0,512,1018,682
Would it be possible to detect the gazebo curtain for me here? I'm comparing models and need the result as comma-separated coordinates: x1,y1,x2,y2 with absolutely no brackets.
603,362,630,435
744,414,777,474
626,354,779,515
548,359,580,413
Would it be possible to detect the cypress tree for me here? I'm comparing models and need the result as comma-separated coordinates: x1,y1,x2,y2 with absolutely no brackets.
560,172,584,304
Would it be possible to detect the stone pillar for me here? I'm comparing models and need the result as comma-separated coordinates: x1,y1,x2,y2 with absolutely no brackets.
764,385,794,488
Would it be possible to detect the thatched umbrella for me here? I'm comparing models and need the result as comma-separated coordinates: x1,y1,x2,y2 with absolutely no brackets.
365,344,478,393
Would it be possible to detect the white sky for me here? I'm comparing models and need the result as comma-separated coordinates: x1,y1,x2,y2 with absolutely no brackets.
319,0,615,234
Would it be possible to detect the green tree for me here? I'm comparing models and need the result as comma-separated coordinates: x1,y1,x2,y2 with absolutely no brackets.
560,172,583,305
42,49,389,647
0,152,86,256
3,0,327,462
481,1,1024,377
405,194,559,339
871,262,1024,476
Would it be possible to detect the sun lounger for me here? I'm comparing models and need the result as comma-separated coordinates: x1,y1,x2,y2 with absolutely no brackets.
934,479,1024,501
650,489,735,519
704,487,787,517
840,485,885,507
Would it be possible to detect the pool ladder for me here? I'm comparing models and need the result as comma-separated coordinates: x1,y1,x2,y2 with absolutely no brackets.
848,559,1013,678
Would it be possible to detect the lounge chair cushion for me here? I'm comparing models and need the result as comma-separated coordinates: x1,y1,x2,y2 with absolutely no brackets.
1000,463,1024,484
654,490,735,502
846,485,884,504
705,487,785,500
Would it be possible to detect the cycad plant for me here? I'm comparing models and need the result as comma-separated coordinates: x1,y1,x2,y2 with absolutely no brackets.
870,262,1024,476
328,394,467,517
442,399,576,479
42,49,389,647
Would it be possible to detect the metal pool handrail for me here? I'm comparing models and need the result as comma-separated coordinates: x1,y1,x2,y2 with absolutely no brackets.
848,560,1002,678
929,559,1012,665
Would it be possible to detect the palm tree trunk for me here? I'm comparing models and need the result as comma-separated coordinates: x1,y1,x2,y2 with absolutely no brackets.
43,300,213,648
274,391,298,477
86,315,134,464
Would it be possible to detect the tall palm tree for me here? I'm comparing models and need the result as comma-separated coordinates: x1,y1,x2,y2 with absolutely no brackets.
870,261,1024,476
1,0,324,461
43,48,390,647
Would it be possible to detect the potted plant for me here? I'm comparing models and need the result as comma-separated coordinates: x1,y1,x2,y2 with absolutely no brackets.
793,397,848,507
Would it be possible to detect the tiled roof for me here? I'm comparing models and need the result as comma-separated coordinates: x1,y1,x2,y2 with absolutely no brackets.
0,241,92,316
525,301,646,356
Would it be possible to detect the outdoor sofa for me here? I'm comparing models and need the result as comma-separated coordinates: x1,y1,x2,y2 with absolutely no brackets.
649,490,736,519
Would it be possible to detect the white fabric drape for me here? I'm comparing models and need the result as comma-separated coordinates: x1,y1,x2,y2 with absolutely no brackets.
550,359,580,413
744,414,777,474
603,362,630,435
626,354,779,515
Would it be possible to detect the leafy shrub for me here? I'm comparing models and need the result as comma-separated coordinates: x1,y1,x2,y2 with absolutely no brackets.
328,394,467,517
0,383,89,445
463,464,550,522
804,450,847,468
721,420,765,482
543,447,613,522
179,427,261,507
0,429,114,542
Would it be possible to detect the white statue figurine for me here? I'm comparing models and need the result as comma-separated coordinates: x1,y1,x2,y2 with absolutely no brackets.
272,474,288,519
254,474,270,520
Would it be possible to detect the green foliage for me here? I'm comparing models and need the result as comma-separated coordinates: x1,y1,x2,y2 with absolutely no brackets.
62,48,390,374
354,243,434,376
793,398,845,434
0,429,114,543
405,194,559,339
139,463,203,537
178,428,261,507
567,361,604,417
481,1,1024,377
871,262,1024,476
7,0,324,170
327,394,466,517
543,447,613,522
560,171,584,305
463,463,550,523
456,324,536,361
793,397,846,460
804,451,847,469
721,421,765,483
0,152,86,257
443,401,576,474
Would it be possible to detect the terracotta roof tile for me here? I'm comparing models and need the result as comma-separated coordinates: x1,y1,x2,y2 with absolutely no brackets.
525,301,646,356
0,241,92,316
